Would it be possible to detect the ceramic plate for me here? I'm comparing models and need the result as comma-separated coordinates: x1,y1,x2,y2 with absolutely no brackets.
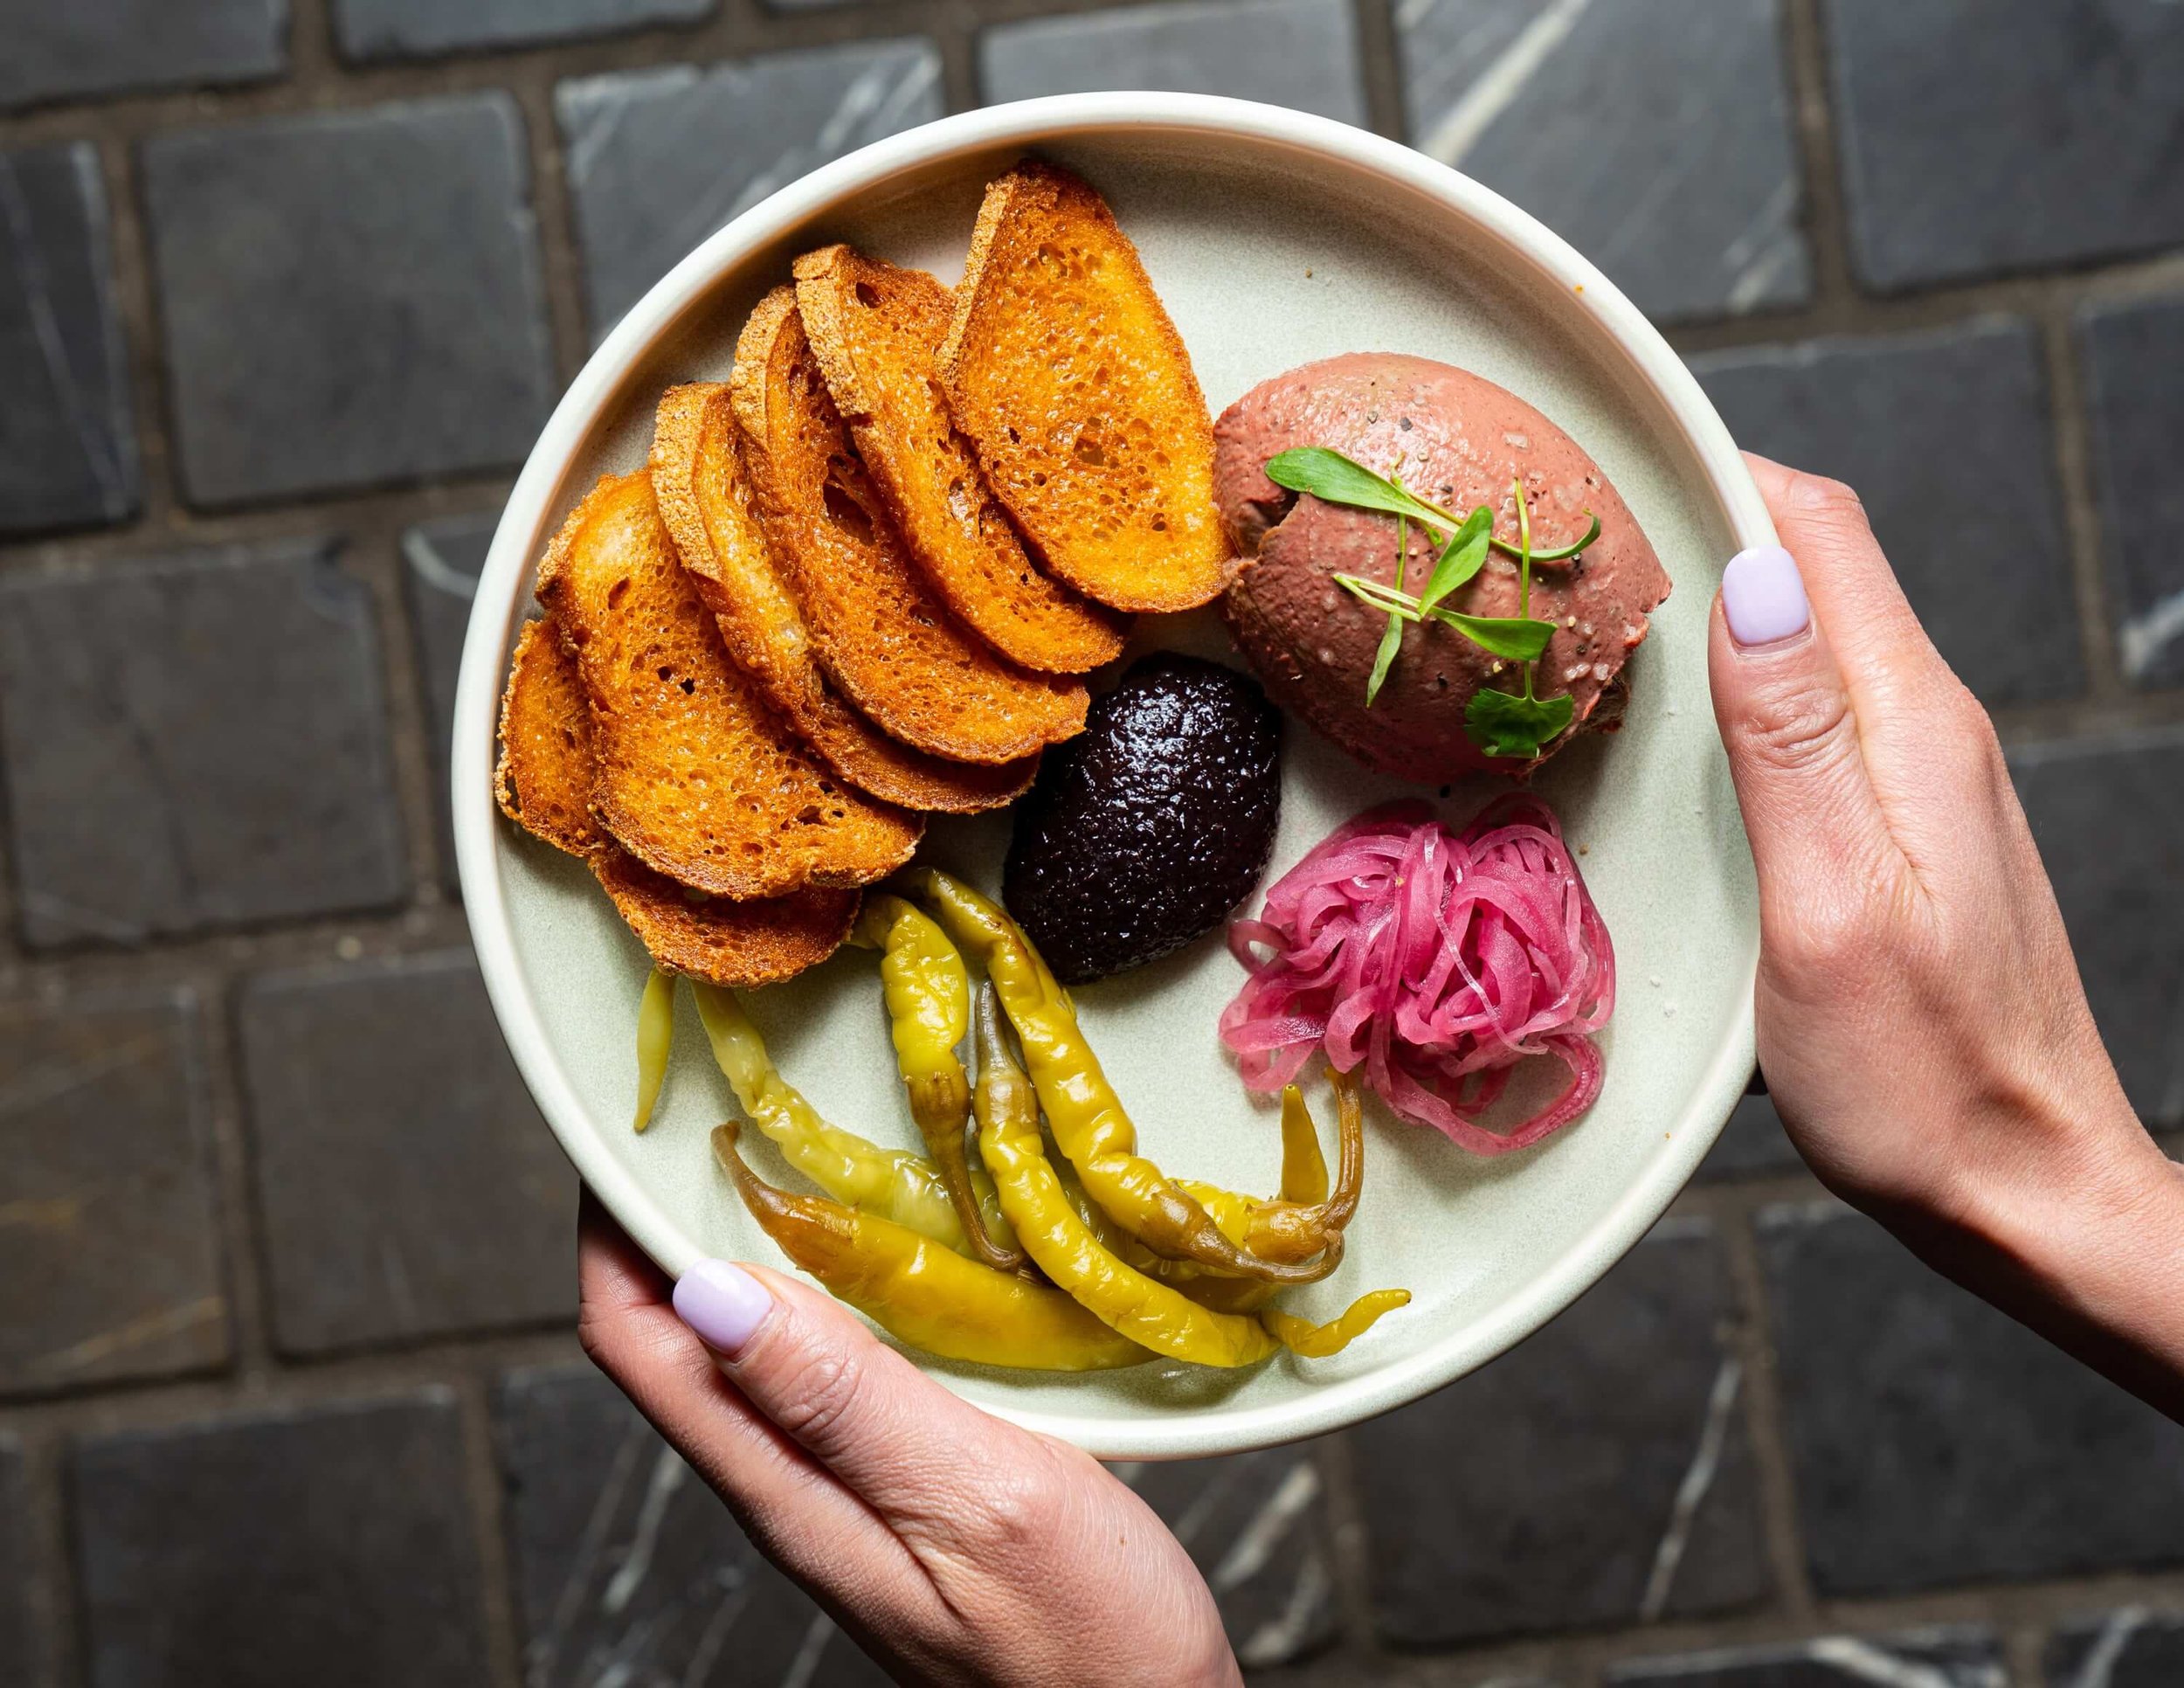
454,93,1766,1460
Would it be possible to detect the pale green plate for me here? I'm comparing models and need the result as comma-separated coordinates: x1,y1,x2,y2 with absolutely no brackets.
453,94,1766,1459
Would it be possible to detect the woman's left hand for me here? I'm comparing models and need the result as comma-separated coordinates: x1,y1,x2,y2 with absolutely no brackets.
577,1190,1241,1687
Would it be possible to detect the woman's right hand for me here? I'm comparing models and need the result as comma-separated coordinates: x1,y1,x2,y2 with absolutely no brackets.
1711,453,2184,1415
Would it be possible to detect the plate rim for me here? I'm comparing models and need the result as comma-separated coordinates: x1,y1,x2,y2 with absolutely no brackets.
453,91,1769,1459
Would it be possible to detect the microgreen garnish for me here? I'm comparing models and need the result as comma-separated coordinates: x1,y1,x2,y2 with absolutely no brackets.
1263,446,1595,755
1365,506,1406,707
1462,479,1574,760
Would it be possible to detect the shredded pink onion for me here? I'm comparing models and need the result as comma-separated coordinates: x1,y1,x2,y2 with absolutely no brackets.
1219,797,1614,1154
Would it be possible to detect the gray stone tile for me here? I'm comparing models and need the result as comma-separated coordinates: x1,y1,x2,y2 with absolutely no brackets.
2079,293,2184,691
140,94,556,506
1397,0,1809,324
2044,1610,2184,1688
0,1435,30,1683
401,511,495,889
0,143,140,536
1355,1221,1767,1646
0,993,227,1397
556,40,943,342
0,540,408,947
1116,1445,1340,1670
238,951,576,1356
1611,1626,2005,1686
495,1366,890,1688
0,0,287,112
1693,319,2082,709
1759,1201,2184,1597
1825,0,2184,292
2008,730,2184,1129
72,1392,492,1688
334,0,711,60
1698,1091,1801,1181
982,0,1365,126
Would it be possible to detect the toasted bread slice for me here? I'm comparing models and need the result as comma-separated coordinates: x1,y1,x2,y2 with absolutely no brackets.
590,848,856,986
729,288,1089,765
495,617,857,987
793,246,1128,675
648,384,1037,813
939,161,1230,613
535,470,921,898
495,617,604,857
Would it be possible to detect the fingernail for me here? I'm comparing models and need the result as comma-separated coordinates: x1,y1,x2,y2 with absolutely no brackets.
674,1258,773,1358
1722,545,1810,648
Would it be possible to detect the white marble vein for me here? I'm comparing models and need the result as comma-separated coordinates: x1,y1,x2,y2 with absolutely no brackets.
2119,584,2184,681
1209,1459,1320,1593
1639,1352,1742,1621
1416,0,1595,167
2067,1607,2150,1688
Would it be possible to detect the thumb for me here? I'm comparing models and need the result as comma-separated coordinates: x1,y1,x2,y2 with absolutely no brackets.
1708,543,1897,913
674,1256,1032,1521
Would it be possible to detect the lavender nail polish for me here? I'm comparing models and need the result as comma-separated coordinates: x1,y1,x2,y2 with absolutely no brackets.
1721,545,1810,647
674,1258,773,1357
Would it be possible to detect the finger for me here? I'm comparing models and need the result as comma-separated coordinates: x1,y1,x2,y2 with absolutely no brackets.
1741,453,1966,737
1708,543,1903,918
672,1252,1061,1532
1740,453,2001,875
575,1194,911,1588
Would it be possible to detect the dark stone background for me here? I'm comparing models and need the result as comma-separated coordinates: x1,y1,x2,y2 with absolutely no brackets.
1,1,2180,1684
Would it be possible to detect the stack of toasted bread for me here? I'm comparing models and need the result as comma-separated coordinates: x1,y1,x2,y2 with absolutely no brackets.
497,161,1234,987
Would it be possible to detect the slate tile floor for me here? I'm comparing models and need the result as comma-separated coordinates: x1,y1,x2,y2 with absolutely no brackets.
1,1,2181,1684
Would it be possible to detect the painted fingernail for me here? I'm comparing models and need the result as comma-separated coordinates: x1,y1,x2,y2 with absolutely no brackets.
674,1258,773,1358
1722,545,1810,648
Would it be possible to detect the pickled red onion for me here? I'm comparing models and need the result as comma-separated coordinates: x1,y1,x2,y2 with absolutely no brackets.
1218,798,1614,1154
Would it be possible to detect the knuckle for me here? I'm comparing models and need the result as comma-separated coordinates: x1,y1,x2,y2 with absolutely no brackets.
1779,469,1868,528
1769,906,1870,983
764,1338,870,1450
1737,669,1857,778
962,1457,1065,1553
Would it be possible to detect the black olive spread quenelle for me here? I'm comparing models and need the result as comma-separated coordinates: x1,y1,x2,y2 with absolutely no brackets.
1002,654,1282,985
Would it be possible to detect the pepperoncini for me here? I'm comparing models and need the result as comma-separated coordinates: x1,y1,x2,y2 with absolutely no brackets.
714,1121,1146,1372
690,981,1013,1260
851,894,1023,1272
972,987,1406,1365
906,868,1335,1283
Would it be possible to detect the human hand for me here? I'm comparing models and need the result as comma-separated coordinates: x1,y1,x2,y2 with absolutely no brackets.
576,1190,1241,1688
1709,453,2184,1412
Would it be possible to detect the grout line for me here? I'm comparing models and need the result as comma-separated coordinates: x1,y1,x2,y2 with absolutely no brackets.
1351,0,1408,145
933,3,985,116
505,63,593,389
14,1426,69,1688
0,1332,584,1442
2036,302,2123,704
1715,1194,1823,1623
1780,0,1858,313
340,523,447,910
449,1364,529,1688
92,126,178,542
196,969,282,1381
1309,1429,1380,1659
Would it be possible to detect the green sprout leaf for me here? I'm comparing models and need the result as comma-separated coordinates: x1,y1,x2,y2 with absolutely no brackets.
1464,687,1575,760
1264,447,1459,533
1334,577,1556,662
1489,510,1600,564
1365,509,1408,708
1417,508,1493,614
1365,600,1404,706
1434,612,1556,663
